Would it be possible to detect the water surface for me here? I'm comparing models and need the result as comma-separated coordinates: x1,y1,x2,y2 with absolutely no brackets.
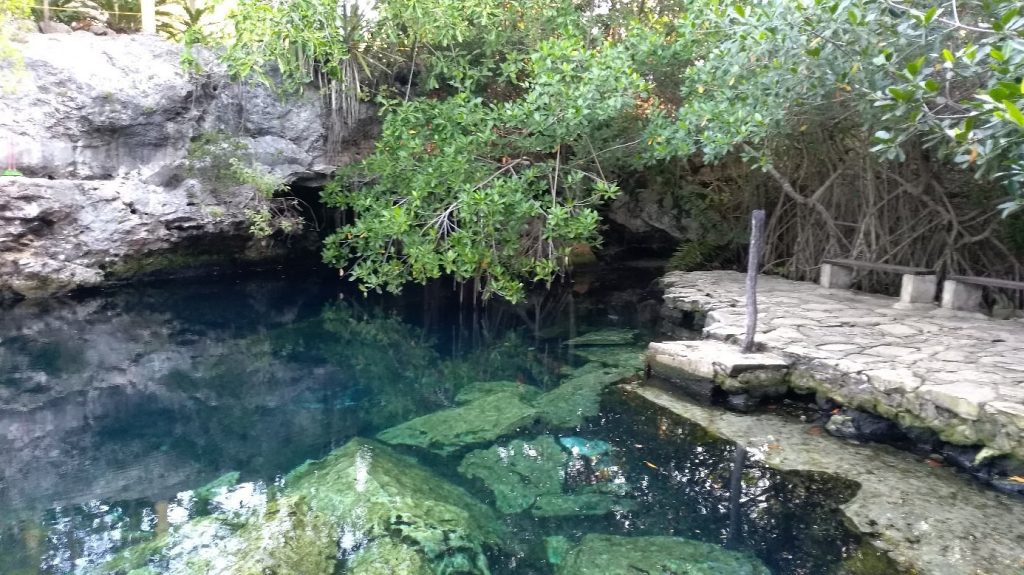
0,269,877,574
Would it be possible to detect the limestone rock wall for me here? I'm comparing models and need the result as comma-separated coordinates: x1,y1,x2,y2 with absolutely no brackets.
0,32,363,299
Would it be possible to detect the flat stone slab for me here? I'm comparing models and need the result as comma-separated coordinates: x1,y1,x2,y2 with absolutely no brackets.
647,340,790,396
648,340,789,378
627,384,1024,575
659,271,1024,458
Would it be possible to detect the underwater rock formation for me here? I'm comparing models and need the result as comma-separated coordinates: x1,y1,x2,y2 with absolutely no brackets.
100,438,502,575
376,390,540,455
454,380,542,404
564,328,638,346
570,345,646,370
535,363,639,428
458,435,568,513
556,534,770,575
531,493,635,517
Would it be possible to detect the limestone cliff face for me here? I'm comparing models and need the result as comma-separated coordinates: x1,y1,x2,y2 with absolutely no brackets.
0,32,363,299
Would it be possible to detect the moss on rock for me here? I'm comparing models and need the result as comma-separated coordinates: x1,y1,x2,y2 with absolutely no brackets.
556,534,770,575
287,438,504,572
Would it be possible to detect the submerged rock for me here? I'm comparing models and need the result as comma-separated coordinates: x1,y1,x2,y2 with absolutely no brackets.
532,493,636,517
287,438,504,572
347,538,432,574
570,345,646,371
458,435,568,513
377,391,539,455
535,363,637,428
556,534,770,575
565,328,638,346
102,438,503,575
545,536,572,567
455,380,542,405
628,383,1024,575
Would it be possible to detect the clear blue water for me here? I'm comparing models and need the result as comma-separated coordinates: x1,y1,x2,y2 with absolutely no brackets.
0,269,882,574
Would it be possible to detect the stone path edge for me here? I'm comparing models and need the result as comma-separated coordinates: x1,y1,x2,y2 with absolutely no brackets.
656,271,1024,460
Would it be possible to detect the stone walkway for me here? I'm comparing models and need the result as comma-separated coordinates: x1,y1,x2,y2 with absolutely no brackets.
659,271,1024,458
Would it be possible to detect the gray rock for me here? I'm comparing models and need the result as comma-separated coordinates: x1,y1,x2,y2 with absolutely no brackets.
0,33,374,298
826,414,859,439
726,393,758,412
38,20,72,33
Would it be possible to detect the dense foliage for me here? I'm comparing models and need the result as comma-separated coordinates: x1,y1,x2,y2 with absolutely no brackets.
214,0,1024,299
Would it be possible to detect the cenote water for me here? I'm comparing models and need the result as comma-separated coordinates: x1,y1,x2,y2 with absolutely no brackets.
0,268,886,575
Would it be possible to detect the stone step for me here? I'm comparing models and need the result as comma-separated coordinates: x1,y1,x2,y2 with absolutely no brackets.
646,340,790,398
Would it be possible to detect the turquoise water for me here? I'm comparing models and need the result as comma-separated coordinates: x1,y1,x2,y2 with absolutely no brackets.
0,270,880,574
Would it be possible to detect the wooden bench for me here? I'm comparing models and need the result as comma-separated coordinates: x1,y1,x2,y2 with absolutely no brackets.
820,258,937,306
942,275,1024,312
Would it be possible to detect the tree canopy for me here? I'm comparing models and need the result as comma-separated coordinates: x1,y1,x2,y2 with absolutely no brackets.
217,0,1024,300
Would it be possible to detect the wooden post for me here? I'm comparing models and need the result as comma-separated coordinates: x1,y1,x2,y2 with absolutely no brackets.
42,0,50,22
742,210,765,353
141,0,156,34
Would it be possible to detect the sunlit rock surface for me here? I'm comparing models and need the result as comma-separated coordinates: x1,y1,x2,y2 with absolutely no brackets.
556,534,770,575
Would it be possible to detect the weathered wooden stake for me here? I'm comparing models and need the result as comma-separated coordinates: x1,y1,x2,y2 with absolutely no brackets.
742,209,766,353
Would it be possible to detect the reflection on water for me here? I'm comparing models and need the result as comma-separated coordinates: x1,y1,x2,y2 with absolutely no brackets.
0,269,879,574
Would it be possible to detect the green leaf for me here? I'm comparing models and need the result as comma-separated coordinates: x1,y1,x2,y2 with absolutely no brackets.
1003,101,1024,127
906,56,926,76
887,86,915,102
941,49,955,63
